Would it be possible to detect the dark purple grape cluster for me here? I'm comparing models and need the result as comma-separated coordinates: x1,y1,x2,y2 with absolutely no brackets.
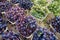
4,1,12,11
11,0,33,10
19,0,33,10
0,2,6,12
16,16,37,37
32,27,56,40
0,16,7,34
5,5,26,23
2,30,20,40
0,1,12,12
51,16,60,33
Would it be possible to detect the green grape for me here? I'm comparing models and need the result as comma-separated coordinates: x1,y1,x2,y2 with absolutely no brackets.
48,1,60,16
31,4,49,19
31,0,50,19
33,0,48,6
31,9,45,19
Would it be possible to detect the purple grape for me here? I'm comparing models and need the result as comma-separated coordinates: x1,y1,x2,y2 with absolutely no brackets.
0,1,12,12
32,27,56,40
11,0,33,10
2,30,20,40
19,0,33,10
5,5,26,23
51,16,60,33
0,16,7,34
16,16,37,37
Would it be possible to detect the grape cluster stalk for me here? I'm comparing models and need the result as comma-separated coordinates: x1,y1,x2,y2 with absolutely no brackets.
0,1,12,12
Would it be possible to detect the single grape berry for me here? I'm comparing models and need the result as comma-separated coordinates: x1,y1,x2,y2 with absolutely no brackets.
51,16,60,33
16,16,37,37
32,27,56,40
0,17,7,34
5,5,26,23
2,30,20,40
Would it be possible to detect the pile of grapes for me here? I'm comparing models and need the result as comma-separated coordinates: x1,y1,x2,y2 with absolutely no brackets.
16,16,37,37
30,0,49,19
51,16,60,33
10,0,33,10
0,0,60,40
5,5,26,23
32,27,56,40
2,30,20,40
48,1,60,16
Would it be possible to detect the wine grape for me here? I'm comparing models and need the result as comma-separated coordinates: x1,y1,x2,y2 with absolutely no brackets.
5,5,26,23
0,1,12,12
2,30,20,40
19,0,33,10
16,16,37,37
51,16,60,33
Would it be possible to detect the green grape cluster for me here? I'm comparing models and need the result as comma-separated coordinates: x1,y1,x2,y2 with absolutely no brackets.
31,0,49,19
48,1,60,16
31,4,49,19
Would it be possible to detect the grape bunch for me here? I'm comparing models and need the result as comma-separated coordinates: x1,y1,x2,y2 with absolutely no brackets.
5,5,26,23
30,4,49,19
0,2,6,12
48,1,60,16
0,16,7,34
51,16,60,33
11,0,33,10
16,16,37,37
19,0,33,10
32,27,56,40
0,1,12,12
2,30,20,40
